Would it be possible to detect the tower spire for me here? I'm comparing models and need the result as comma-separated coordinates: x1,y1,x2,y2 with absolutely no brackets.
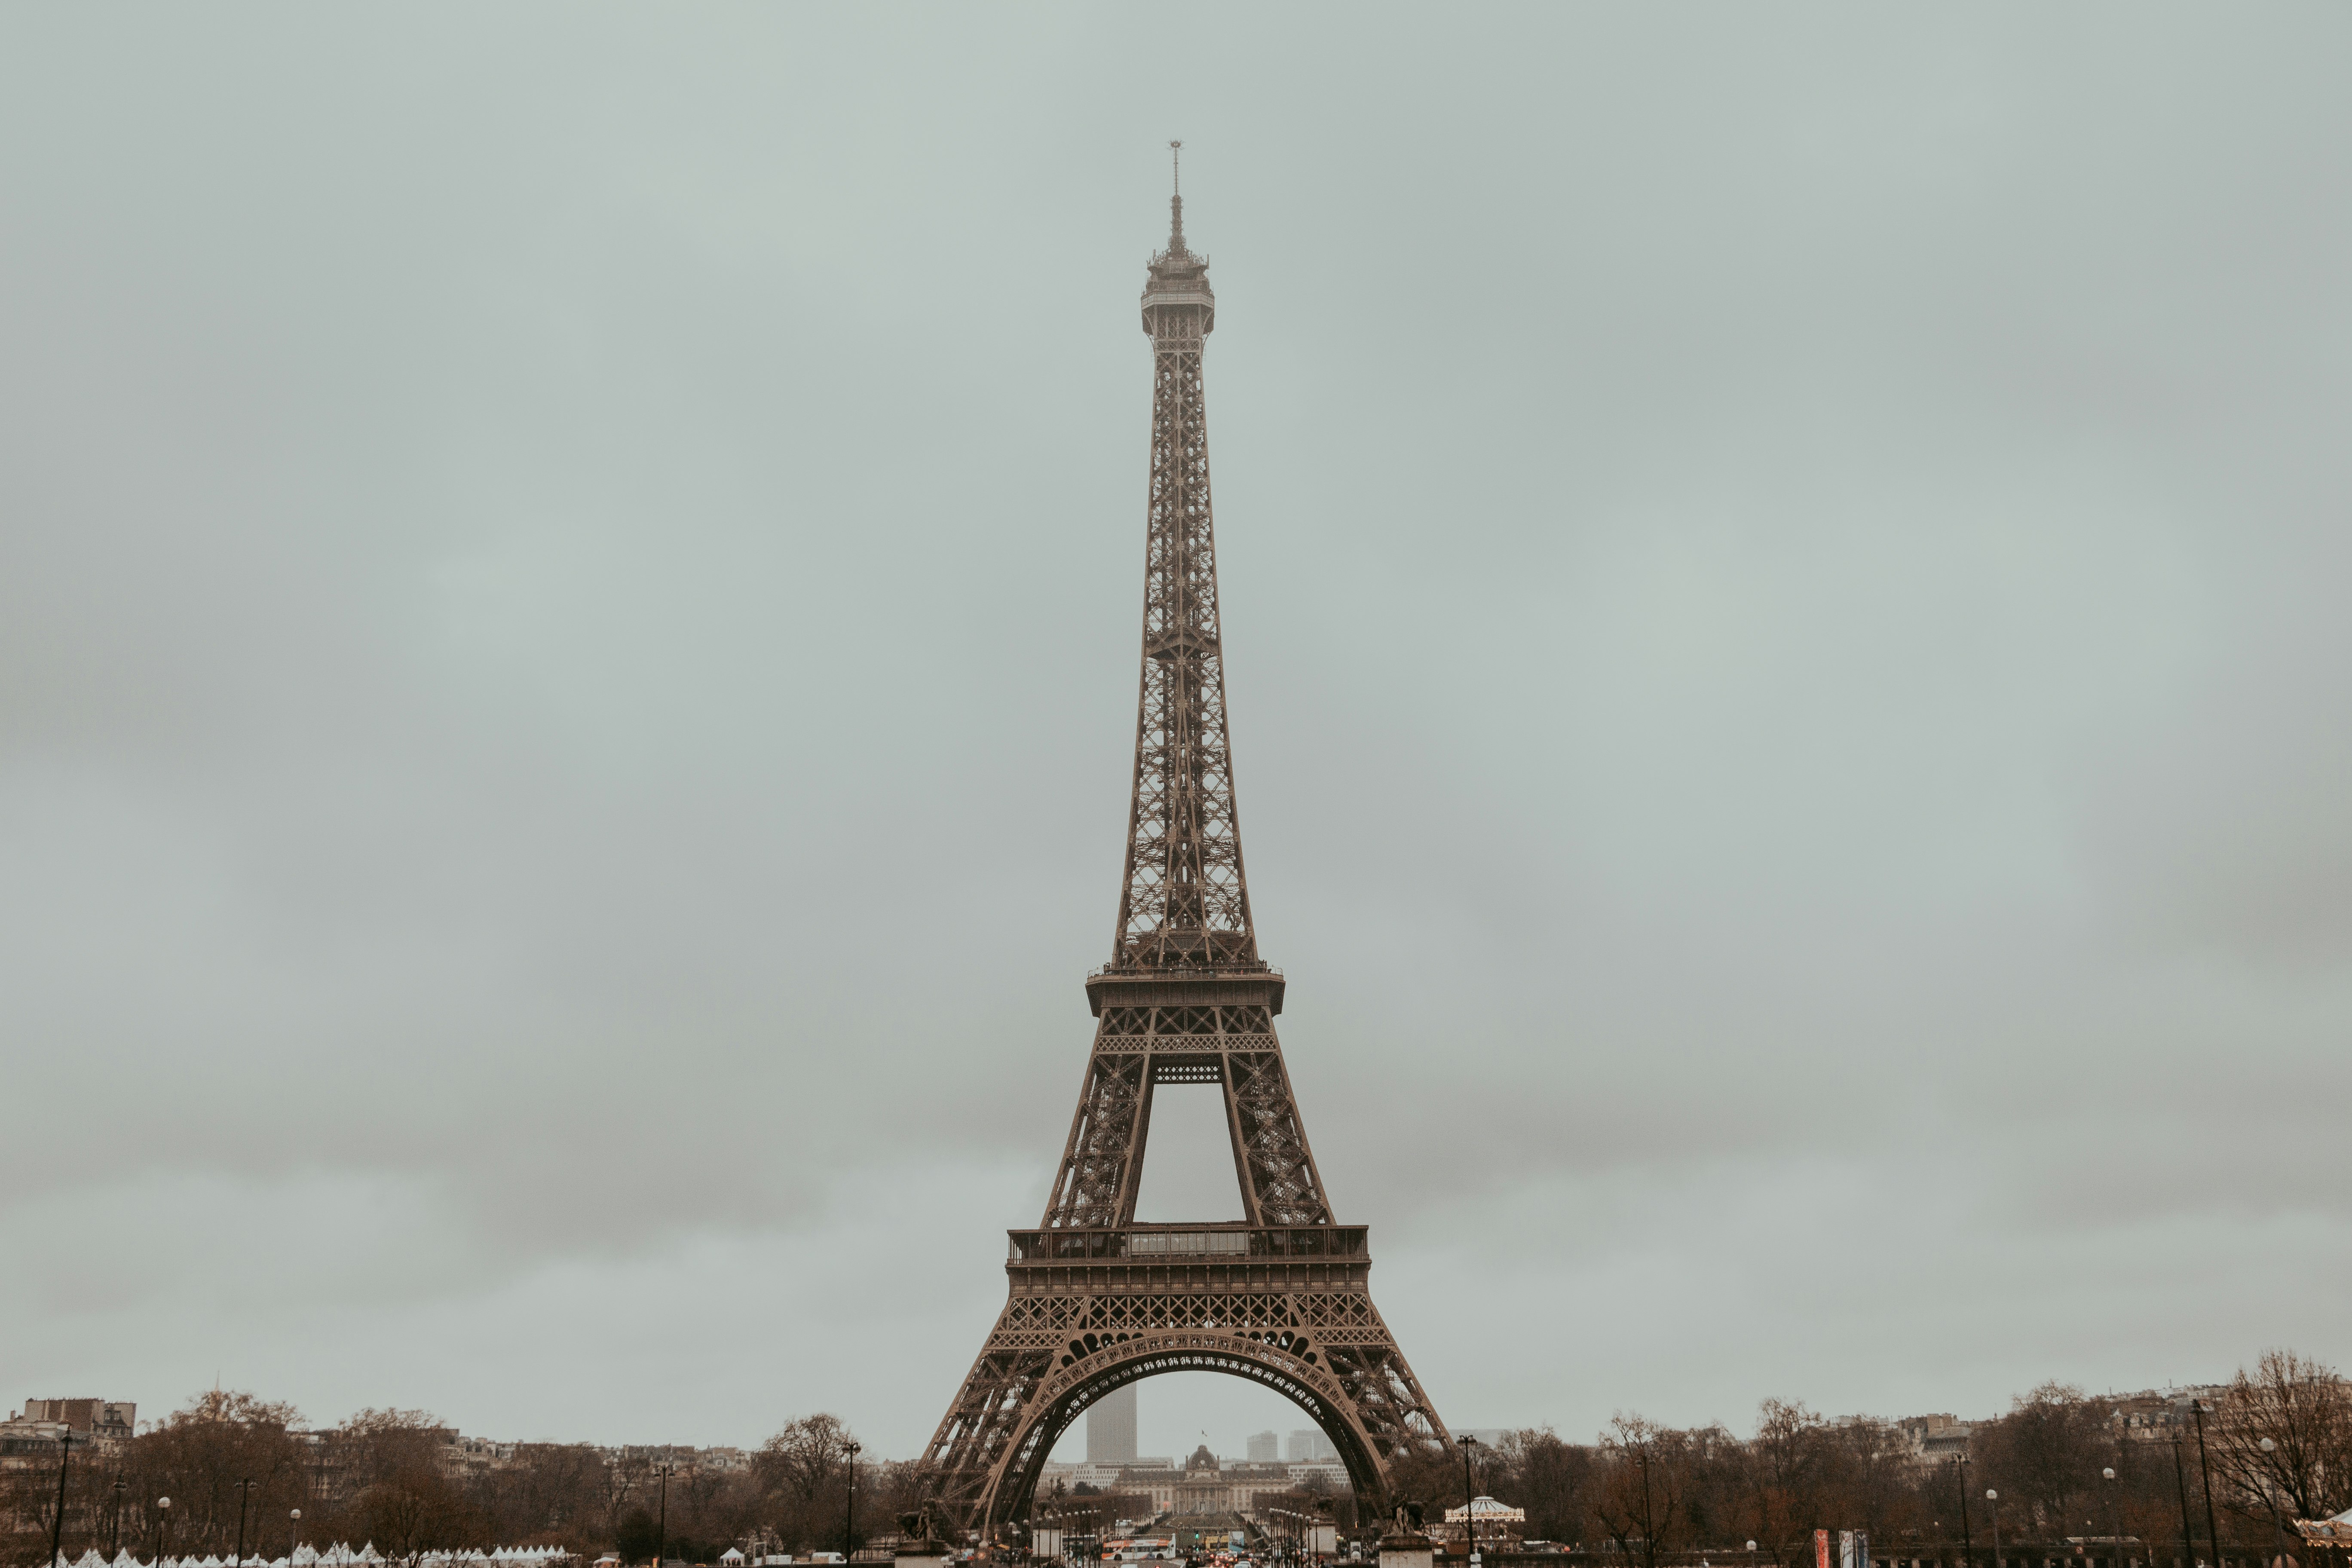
1126,147,1240,972
1167,139,1185,253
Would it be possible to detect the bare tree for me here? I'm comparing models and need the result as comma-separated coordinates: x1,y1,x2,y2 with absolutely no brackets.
134,1390,308,1560
602,1450,650,1541
1495,1429,1597,1546
1595,1416,1690,1568
1746,1400,1833,1563
752,1415,861,1552
1826,1419,1926,1549
1976,1384,2104,1540
2209,1351,2352,1535
755,1416,857,1509
493,1443,610,1548
335,1409,452,1494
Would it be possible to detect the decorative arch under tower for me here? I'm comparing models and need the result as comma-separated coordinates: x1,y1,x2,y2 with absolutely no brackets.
913,154,1450,1539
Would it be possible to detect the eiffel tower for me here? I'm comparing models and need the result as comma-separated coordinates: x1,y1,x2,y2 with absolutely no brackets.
915,147,1450,1538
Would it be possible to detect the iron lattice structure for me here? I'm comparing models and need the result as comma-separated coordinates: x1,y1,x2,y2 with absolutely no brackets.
916,163,1449,1540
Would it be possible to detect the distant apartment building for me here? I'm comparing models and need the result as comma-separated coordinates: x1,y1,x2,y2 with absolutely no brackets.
1284,1430,1335,1463
2,1400,139,1473
1882,1388,2226,1470
2116,1387,2227,1440
1038,1461,1136,1493
1892,1414,1973,1464
445,1433,521,1476
1247,1431,1279,1462
16,1401,137,1439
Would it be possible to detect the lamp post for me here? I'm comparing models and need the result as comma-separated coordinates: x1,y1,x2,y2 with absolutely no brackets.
1456,1437,1477,1565
113,1477,129,1559
233,1479,260,1568
844,1441,862,1565
2257,1439,2283,1568
1957,1458,1974,1568
1986,1490,2001,1568
652,1463,677,1568
49,1430,81,1568
290,1509,303,1567
2104,1469,2122,1568
2171,1435,2197,1568
2191,1403,2222,1568
1957,1467,1975,1568
2110,1405,2130,1568
156,1498,173,1568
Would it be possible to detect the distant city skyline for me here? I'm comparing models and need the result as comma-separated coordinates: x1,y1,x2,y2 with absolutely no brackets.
5,1371,2257,1472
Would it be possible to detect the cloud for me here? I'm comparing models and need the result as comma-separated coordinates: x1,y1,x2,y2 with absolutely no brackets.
2,2,2347,1458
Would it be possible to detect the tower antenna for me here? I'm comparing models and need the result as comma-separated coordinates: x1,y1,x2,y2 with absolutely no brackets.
1165,140,1187,252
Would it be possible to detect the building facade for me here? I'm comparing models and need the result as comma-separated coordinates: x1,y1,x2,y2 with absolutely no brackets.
1087,1386,1139,1466
1111,1448,1300,1519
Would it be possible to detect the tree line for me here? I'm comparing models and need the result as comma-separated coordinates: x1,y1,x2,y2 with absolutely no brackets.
8,1351,2346,1568
1381,1351,2350,1566
2,1403,924,1568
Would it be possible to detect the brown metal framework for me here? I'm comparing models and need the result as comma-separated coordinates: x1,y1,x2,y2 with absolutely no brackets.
914,159,1449,1538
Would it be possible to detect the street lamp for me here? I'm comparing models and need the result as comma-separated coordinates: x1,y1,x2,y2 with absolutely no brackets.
1955,1457,1974,1568
156,1498,173,1568
1986,1490,2001,1568
2190,1403,2222,1568
2108,1404,2130,1568
290,1509,303,1567
50,1430,82,1568
113,1477,129,1560
2258,1440,2283,1568
2170,1434,2199,1568
2103,1469,2121,1568
652,1463,677,1568
844,1442,863,1565
233,1479,260,1568
1455,1437,1478,1566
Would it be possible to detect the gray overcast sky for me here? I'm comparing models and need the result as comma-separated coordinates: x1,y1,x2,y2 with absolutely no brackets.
4,4,2349,1462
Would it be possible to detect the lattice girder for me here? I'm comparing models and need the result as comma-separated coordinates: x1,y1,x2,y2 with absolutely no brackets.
1042,998,1331,1230
1112,200,1253,977
922,1283,1448,1538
